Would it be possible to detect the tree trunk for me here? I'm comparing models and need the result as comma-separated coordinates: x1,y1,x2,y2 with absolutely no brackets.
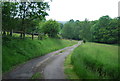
3,31,6,36
23,32,25,39
20,32,23,38
7,31,9,36
10,30,13,36
22,3,26,39
38,33,40,40
32,32,34,40
23,29,25,39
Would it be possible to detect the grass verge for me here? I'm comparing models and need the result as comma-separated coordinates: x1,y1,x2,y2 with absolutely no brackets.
2,37,77,73
64,54,79,79
71,42,119,79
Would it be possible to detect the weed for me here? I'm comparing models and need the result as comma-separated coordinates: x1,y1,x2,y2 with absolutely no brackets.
31,72,42,79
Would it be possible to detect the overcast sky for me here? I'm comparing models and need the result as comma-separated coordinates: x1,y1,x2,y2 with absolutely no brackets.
45,0,119,21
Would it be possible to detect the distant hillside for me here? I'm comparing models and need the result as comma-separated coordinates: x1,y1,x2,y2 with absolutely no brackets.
57,21,68,24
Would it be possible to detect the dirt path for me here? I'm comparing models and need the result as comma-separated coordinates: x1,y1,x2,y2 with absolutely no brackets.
3,41,82,79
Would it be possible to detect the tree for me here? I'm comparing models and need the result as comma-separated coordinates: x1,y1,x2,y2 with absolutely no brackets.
62,19,81,40
91,15,118,44
17,2,49,38
61,21,75,39
2,2,18,36
72,20,81,40
59,23,63,29
37,21,45,40
118,17,120,44
79,19,92,41
61,16,118,44
42,19,60,37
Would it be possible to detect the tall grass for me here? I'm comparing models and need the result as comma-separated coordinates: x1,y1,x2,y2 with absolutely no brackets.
71,42,119,79
64,54,79,79
2,38,77,73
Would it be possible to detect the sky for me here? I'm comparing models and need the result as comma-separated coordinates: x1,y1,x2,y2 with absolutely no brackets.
45,0,119,21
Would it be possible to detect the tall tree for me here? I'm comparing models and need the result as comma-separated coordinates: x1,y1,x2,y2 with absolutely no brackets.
79,19,92,41
17,2,49,38
2,2,18,36
62,21,75,39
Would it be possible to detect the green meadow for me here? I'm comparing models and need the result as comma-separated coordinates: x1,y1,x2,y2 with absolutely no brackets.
71,42,119,79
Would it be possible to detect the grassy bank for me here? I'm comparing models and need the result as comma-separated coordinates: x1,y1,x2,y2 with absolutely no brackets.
71,42,119,79
2,37,77,73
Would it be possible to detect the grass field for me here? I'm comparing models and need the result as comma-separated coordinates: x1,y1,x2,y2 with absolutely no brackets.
12,33,38,38
71,42,119,79
2,37,77,73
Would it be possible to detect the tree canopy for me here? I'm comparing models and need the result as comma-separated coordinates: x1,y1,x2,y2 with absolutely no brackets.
61,15,119,44
2,1,49,38
42,19,60,37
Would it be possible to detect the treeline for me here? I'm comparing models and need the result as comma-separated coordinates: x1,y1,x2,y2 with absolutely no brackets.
2,2,60,40
61,16,120,44
2,2,120,44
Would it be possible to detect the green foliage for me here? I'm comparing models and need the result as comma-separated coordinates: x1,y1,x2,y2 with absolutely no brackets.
2,2,18,32
2,2,49,38
62,19,92,41
62,21,74,39
2,38,77,73
91,15,119,44
62,19,81,40
71,42,119,79
62,16,119,44
42,19,60,37
79,19,92,41
59,23,64,29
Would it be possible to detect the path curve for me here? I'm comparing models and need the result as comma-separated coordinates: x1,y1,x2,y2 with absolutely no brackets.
3,41,82,79
43,44,80,79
